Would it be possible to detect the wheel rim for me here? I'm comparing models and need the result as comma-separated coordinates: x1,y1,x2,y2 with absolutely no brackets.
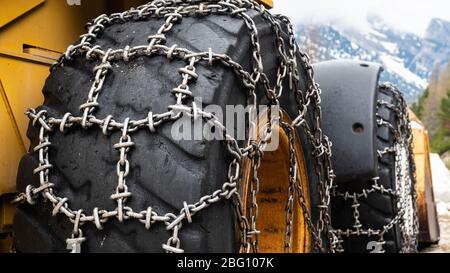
241,110,312,253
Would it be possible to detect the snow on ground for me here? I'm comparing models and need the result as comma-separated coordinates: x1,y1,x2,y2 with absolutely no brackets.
430,154,450,205
420,154,450,253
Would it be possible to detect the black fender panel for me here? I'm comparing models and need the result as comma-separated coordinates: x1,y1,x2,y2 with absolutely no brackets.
313,60,383,183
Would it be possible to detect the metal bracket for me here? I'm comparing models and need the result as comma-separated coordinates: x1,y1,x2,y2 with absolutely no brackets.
313,60,383,183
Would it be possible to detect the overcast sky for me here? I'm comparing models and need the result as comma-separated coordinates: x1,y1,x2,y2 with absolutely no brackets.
272,0,450,36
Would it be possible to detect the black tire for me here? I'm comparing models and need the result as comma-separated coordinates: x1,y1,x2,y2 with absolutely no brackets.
331,84,418,253
13,10,322,253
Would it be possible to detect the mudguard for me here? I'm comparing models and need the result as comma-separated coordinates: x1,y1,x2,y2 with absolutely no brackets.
313,60,383,183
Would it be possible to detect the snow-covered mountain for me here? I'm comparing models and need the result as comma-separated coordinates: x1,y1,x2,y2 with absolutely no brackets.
296,17,450,101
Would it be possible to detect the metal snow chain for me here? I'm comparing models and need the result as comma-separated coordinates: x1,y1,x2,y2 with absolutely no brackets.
383,83,419,253
13,0,335,254
282,122,321,253
330,83,418,253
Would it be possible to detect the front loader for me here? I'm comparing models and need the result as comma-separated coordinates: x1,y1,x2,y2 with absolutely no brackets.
0,0,439,253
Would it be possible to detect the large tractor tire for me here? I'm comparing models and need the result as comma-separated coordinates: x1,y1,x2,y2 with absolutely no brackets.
12,2,330,253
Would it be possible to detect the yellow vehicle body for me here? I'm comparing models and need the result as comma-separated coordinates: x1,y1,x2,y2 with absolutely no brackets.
0,0,273,251
409,111,440,244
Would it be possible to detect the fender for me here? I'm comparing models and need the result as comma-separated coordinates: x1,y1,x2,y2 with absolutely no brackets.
313,60,383,183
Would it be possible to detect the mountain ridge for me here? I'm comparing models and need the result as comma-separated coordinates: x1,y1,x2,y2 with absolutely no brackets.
297,16,450,102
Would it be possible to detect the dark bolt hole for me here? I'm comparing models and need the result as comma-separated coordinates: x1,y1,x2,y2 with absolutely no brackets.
353,123,364,134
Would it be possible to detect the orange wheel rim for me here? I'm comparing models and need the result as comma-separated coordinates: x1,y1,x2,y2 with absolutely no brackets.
241,110,311,253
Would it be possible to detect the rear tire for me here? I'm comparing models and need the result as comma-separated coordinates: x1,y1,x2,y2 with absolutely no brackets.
331,83,419,253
